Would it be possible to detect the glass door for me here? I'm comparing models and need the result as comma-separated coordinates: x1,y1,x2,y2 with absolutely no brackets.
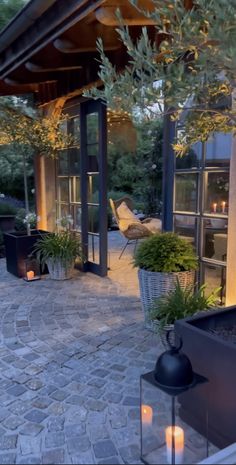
80,100,107,276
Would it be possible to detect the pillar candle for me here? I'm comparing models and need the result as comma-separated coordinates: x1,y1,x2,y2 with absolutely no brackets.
165,426,184,465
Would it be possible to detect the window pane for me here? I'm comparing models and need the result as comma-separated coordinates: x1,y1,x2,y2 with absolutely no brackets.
88,206,99,234
88,174,99,204
88,234,100,264
58,178,69,202
69,148,80,175
87,113,99,144
58,150,68,175
176,142,202,169
70,177,81,203
174,215,197,246
203,263,226,305
205,133,232,167
73,206,82,232
203,218,227,261
175,174,198,212
73,117,80,145
204,171,229,215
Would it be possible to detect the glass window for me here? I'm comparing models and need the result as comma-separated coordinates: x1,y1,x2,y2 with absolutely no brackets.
87,113,99,144
175,174,198,213
88,234,100,264
58,178,69,203
203,218,227,261
88,206,99,234
69,148,80,175
88,174,99,204
205,133,232,167
58,150,68,175
174,215,197,246
204,172,229,215
70,177,81,203
202,263,226,305
176,143,202,169
72,205,82,232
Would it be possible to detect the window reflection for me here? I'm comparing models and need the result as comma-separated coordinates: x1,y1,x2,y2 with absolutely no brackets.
174,215,197,246
203,218,227,261
205,133,231,167
175,174,198,212
203,263,226,305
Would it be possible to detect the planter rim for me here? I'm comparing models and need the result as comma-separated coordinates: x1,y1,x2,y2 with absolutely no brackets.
0,215,15,218
4,229,48,238
138,268,195,276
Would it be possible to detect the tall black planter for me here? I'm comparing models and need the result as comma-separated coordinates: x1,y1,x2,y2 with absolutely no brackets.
4,230,49,278
175,306,236,449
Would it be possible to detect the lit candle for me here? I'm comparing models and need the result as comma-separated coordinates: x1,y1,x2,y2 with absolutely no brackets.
166,426,184,465
222,201,226,214
213,203,217,214
27,270,35,280
141,405,153,426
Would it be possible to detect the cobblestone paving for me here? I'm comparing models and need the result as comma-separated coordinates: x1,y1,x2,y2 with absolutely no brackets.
0,232,161,464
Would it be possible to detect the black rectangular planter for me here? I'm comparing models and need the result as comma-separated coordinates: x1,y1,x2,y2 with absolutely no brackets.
4,230,49,278
175,306,236,449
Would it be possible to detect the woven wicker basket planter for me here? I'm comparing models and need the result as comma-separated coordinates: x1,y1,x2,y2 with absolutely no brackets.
138,268,196,330
47,259,74,281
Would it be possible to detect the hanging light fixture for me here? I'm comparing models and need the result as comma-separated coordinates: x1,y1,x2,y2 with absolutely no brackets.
107,109,137,153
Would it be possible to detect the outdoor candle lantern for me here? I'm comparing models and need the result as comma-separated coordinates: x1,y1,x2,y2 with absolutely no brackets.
24,256,41,282
140,333,209,465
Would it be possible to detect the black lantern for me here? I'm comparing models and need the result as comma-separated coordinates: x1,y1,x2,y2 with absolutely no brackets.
24,256,41,282
140,334,209,465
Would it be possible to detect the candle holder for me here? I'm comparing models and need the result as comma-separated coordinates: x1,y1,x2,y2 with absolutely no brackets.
24,256,41,282
140,334,209,465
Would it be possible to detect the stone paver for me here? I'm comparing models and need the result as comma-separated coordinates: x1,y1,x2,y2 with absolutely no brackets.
0,232,160,464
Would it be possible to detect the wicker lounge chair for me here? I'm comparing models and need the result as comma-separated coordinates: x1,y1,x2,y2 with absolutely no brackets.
110,196,161,259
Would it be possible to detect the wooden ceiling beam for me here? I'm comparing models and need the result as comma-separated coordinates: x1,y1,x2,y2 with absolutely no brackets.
25,61,82,73
53,37,119,53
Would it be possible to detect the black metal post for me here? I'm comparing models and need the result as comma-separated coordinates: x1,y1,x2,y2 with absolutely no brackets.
162,112,176,232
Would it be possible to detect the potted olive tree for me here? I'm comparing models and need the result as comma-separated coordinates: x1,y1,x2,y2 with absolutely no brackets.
34,231,82,280
134,232,198,329
0,101,72,277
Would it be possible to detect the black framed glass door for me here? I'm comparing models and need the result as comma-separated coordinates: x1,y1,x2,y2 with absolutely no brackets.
80,100,108,277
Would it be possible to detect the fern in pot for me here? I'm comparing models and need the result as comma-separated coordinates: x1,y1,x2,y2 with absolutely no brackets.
150,281,220,348
134,232,198,329
34,231,82,280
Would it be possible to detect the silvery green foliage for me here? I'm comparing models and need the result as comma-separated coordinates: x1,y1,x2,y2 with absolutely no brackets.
84,0,236,155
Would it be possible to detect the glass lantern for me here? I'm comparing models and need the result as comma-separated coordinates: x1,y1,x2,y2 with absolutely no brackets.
140,337,209,465
24,256,41,282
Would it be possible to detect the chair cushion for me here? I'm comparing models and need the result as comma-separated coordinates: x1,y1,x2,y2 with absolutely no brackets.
144,218,162,233
116,201,140,223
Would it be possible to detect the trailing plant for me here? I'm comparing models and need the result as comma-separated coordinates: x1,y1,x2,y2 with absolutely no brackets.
150,281,220,330
34,231,83,269
134,232,198,272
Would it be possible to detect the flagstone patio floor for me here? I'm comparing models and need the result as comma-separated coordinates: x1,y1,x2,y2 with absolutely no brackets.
0,232,161,464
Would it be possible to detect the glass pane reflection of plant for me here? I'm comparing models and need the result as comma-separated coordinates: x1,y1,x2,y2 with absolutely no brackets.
87,113,99,145
175,174,198,212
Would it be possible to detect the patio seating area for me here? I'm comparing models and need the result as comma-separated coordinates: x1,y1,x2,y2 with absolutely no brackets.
0,231,160,464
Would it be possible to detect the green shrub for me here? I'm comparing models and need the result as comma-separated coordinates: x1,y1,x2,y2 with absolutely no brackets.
134,232,198,272
150,281,220,330
34,231,83,269
0,203,16,215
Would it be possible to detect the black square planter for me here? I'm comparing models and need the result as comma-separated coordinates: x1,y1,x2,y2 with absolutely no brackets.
4,229,49,278
175,306,236,449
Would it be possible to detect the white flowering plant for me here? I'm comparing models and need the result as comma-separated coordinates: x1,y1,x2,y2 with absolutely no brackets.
56,215,74,230
23,212,41,232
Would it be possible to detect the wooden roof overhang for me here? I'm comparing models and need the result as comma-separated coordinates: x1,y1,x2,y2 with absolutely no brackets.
0,0,156,106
